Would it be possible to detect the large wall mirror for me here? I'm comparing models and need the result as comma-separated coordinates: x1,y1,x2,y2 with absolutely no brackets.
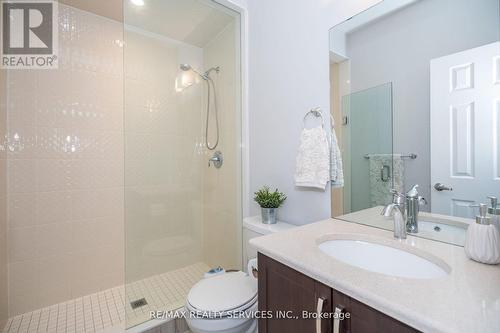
329,0,500,246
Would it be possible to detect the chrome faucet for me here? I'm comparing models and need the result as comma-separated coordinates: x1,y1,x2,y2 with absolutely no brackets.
405,184,427,233
381,185,427,239
381,189,407,239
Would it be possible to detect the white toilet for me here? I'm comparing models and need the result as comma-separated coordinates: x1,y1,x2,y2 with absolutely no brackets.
185,217,294,333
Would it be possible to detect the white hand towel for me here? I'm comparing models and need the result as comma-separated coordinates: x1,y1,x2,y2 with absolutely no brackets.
330,127,344,187
295,126,330,190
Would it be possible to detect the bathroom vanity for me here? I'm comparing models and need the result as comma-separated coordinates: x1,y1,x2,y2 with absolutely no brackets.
254,2,500,331
258,253,417,333
250,219,500,333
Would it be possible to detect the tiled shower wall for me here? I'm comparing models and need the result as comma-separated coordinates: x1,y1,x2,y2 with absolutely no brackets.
6,5,125,315
1,62,8,329
4,1,241,323
202,22,241,270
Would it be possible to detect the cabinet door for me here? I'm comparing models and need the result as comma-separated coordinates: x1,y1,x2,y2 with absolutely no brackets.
332,289,419,333
258,253,332,333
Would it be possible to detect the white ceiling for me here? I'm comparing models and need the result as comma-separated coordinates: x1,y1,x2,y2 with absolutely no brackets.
329,0,419,59
61,0,237,48
334,0,417,36
124,0,236,47
60,0,123,21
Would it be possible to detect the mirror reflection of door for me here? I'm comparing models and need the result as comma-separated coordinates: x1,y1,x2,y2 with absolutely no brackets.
431,42,500,218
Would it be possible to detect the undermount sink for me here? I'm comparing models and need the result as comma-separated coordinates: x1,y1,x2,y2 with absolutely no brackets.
318,235,450,279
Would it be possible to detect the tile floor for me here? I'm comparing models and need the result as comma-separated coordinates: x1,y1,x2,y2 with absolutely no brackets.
3,263,209,333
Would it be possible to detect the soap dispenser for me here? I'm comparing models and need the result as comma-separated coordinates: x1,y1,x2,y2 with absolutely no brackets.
487,196,500,229
464,203,500,265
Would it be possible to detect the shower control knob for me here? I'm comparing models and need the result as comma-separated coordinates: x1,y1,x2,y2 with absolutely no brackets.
208,151,223,169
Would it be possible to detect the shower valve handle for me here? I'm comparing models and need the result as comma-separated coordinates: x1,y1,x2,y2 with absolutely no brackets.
208,151,223,169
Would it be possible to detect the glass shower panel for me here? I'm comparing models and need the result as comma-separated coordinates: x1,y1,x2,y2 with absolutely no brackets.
123,0,241,328
342,83,393,213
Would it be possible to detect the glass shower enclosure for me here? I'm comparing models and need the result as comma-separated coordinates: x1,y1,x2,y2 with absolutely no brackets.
341,83,393,214
0,0,242,331
123,0,242,328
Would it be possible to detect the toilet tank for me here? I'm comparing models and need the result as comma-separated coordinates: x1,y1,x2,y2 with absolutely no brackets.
242,216,295,272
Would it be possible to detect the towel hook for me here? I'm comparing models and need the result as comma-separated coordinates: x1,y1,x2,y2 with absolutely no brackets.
303,107,325,128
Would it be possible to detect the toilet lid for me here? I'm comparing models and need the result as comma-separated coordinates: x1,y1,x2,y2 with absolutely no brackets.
187,272,257,313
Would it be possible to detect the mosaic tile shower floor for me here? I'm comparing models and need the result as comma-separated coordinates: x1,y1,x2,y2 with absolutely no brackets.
3,263,209,333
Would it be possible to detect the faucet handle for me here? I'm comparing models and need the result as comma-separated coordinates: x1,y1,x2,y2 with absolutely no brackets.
390,189,405,197
418,196,427,206
487,196,498,209
208,151,223,168
406,184,419,197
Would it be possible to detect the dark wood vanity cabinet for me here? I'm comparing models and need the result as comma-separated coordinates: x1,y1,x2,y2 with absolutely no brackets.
258,253,419,333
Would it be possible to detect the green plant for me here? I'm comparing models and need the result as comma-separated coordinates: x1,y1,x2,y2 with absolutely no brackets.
254,186,287,208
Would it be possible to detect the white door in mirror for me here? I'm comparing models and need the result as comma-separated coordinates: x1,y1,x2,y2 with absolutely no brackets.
430,42,500,218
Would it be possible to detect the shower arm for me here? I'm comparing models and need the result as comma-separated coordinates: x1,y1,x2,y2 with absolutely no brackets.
180,64,219,80
203,66,220,78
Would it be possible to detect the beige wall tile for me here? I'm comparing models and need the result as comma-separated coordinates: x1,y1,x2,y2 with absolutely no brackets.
6,4,125,316
0,218,7,329
71,219,105,252
36,223,73,258
0,62,7,329
201,22,241,271
8,260,39,307
8,227,38,262
36,191,72,225
8,193,36,228
4,1,241,321
8,160,36,194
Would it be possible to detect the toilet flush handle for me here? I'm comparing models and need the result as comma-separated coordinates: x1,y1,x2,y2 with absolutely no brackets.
247,258,258,279
251,267,258,278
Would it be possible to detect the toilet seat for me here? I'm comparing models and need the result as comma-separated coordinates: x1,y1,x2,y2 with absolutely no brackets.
186,271,257,317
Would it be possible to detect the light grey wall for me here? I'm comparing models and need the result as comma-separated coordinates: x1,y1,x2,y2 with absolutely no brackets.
247,0,382,224
346,0,499,206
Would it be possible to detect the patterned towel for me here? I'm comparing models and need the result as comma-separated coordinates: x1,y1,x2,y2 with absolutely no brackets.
295,126,330,190
368,154,404,206
330,126,344,187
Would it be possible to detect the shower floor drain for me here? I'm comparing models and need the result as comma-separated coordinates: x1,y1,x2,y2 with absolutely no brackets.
130,298,148,309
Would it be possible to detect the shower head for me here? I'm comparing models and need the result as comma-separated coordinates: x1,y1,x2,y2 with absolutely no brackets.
180,63,204,78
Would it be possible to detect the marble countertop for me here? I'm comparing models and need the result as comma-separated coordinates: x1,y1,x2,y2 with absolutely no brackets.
249,218,500,333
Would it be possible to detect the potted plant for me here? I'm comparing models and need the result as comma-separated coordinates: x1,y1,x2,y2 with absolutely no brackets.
254,186,287,224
